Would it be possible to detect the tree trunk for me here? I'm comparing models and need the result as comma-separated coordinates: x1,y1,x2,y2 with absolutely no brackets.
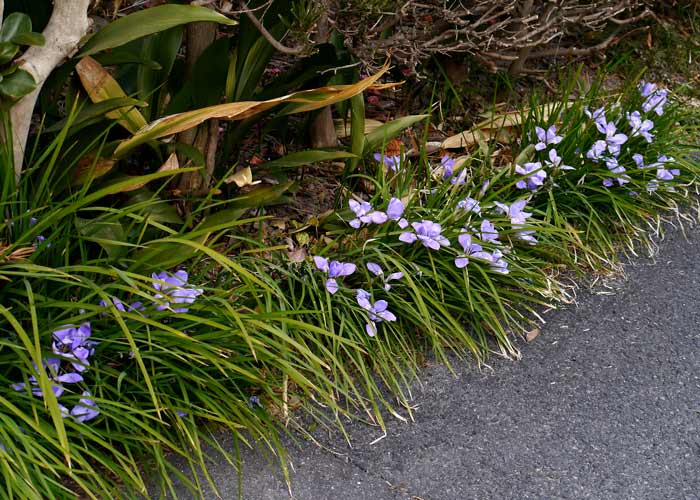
9,0,91,179
308,1,337,149
177,20,218,195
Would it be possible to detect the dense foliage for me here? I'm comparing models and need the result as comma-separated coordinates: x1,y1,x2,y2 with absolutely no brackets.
0,2,698,499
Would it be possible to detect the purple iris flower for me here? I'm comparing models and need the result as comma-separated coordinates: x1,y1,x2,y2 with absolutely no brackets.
627,111,654,142
632,153,646,169
602,157,630,187
399,220,450,250
642,88,668,116
314,256,356,294
99,297,144,315
52,323,97,373
494,200,536,244
152,270,203,313
477,219,499,243
28,216,48,246
544,149,574,171
515,162,547,191
374,152,403,172
70,391,99,423
586,140,607,161
655,156,680,181
248,395,263,409
11,358,74,398
348,199,388,228
639,81,657,97
356,289,397,337
386,198,408,228
440,155,455,179
646,179,659,193
596,120,628,157
455,232,483,268
438,154,467,185
493,200,531,221
366,262,403,290
488,249,509,274
534,125,563,151
584,106,606,124
457,197,481,215
450,169,468,185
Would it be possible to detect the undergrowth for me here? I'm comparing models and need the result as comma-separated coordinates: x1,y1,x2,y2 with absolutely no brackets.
1,68,699,499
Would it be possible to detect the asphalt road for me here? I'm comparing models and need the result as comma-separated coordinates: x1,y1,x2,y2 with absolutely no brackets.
160,227,700,500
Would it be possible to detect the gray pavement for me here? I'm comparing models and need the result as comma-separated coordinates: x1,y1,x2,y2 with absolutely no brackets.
162,227,700,500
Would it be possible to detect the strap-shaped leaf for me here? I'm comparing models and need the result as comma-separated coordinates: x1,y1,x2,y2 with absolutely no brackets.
78,4,237,57
76,56,148,133
113,61,390,158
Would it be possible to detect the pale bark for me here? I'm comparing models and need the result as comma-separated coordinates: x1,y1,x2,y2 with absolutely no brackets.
10,0,91,178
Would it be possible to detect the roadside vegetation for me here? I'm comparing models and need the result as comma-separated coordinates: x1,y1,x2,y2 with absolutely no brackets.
0,1,698,498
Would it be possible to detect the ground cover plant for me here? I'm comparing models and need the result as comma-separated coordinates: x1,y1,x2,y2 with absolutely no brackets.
1,2,699,500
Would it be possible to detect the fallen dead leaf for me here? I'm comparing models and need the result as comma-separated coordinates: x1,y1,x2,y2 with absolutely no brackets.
224,166,261,187
287,247,307,263
526,328,540,342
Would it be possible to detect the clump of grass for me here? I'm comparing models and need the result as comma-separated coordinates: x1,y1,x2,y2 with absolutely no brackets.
0,118,357,499
2,68,698,500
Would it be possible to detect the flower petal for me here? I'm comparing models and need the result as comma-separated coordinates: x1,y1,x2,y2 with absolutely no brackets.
366,262,383,276
399,232,417,244
325,279,339,294
365,322,377,337
313,256,329,272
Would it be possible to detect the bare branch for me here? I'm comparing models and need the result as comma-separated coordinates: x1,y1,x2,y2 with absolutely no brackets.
238,0,305,55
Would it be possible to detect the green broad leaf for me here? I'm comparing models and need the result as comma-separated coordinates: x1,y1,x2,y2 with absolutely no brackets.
10,32,45,46
364,115,429,152
228,181,294,209
136,26,183,120
75,218,126,259
259,150,356,169
191,37,230,108
125,189,183,224
78,5,237,57
0,69,36,99
0,13,32,43
0,42,19,65
196,207,246,231
95,52,163,70
0,63,17,76
46,97,147,134
128,235,208,273
173,142,205,167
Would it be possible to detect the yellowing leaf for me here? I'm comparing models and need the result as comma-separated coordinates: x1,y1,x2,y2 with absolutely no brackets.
442,129,500,149
72,155,116,186
442,102,573,150
76,56,148,133
114,61,391,158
